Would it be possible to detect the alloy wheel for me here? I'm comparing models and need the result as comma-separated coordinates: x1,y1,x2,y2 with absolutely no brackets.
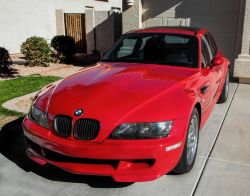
187,115,199,165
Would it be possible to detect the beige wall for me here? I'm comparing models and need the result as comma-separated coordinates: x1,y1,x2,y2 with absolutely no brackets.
95,11,114,53
86,9,122,54
122,0,142,34
0,0,122,54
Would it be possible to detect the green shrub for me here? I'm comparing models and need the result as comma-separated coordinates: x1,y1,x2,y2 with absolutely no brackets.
51,35,76,63
21,36,50,67
0,47,12,73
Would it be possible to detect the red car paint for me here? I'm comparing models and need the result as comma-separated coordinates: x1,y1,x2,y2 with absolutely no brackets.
23,27,229,182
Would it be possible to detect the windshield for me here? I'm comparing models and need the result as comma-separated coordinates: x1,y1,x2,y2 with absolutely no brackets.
102,33,199,68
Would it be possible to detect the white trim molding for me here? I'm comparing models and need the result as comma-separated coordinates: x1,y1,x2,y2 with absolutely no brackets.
234,0,250,82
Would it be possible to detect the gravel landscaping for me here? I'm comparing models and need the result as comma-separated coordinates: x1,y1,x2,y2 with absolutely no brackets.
0,53,100,80
0,63,71,80
43,66,84,77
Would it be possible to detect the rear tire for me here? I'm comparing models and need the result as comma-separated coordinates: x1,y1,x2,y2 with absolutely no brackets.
218,69,229,103
172,108,199,174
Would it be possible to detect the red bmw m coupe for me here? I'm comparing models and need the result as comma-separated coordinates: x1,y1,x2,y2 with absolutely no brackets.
23,26,229,182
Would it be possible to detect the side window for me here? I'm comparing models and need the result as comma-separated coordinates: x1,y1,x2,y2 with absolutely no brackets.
207,33,217,57
204,33,217,58
201,39,209,68
202,36,213,65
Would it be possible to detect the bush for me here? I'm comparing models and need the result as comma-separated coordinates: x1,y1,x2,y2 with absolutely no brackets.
21,36,50,67
0,47,12,73
51,35,76,63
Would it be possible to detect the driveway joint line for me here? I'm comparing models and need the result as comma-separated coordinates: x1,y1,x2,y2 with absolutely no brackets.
208,157,250,167
196,155,206,158
190,83,239,196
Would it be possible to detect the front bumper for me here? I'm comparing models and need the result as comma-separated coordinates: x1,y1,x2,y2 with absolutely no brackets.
22,116,188,182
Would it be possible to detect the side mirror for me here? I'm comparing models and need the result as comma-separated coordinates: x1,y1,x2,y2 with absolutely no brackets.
101,51,106,58
212,57,224,66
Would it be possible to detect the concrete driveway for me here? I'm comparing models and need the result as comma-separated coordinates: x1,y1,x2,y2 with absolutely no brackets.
0,82,249,196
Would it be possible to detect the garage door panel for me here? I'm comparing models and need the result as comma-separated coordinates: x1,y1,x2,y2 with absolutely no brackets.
143,11,176,27
215,0,239,12
190,18,213,31
214,38,236,55
145,17,163,27
153,11,176,18
165,0,190,11
166,18,186,26
213,18,238,34
190,0,214,11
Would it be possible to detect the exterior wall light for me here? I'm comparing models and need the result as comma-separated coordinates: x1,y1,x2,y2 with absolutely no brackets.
127,0,134,7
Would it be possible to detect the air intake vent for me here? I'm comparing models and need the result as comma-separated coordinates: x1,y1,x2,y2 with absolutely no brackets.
74,119,100,140
54,115,72,137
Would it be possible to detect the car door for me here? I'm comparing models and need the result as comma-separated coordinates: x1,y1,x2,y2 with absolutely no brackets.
201,33,223,102
197,39,211,111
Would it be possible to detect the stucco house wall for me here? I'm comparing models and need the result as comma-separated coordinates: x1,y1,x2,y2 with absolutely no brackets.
0,0,122,54
122,0,142,34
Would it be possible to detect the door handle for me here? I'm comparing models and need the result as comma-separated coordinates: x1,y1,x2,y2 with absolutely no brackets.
219,66,222,71
200,85,209,94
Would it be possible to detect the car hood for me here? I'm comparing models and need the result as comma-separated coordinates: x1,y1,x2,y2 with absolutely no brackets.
44,62,199,142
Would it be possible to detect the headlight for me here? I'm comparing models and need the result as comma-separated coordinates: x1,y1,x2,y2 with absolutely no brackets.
108,121,173,139
28,105,50,129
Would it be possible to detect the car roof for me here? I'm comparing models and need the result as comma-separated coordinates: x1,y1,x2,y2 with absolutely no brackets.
145,26,201,32
127,26,204,36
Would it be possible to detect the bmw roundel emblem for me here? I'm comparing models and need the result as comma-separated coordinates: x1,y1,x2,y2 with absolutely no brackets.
74,109,83,116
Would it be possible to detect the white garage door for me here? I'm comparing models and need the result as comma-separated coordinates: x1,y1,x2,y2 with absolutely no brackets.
142,0,241,77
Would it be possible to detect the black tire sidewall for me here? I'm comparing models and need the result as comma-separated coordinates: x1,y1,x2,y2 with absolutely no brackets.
225,70,229,99
219,69,229,103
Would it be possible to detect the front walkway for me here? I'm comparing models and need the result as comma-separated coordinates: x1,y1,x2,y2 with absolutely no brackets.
0,82,249,196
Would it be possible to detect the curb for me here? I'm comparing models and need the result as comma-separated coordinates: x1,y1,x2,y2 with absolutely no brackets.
2,91,39,114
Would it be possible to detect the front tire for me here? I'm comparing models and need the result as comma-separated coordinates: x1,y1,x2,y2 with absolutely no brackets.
172,108,199,174
218,69,229,103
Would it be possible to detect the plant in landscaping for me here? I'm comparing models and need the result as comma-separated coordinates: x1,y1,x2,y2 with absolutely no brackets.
0,47,12,73
21,36,51,67
51,35,76,63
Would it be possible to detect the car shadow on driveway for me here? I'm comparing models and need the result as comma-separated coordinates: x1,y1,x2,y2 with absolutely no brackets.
0,118,133,188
